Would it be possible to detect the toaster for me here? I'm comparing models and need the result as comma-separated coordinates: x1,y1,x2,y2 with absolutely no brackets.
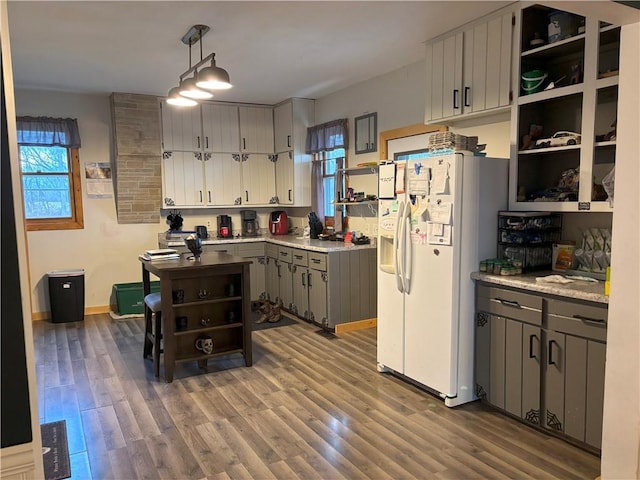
269,211,288,235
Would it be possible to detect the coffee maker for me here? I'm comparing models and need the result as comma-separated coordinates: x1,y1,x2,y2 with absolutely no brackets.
217,215,232,238
240,210,259,237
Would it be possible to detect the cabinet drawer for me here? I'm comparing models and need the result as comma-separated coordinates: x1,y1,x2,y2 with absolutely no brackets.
265,243,279,258
236,243,265,258
547,299,607,342
308,252,327,271
477,285,542,325
292,249,308,267
278,247,292,263
203,244,237,255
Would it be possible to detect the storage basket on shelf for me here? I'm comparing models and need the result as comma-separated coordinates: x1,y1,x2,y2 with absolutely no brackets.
497,212,562,271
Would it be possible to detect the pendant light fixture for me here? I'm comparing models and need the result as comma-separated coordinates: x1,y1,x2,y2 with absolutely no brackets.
166,24,233,107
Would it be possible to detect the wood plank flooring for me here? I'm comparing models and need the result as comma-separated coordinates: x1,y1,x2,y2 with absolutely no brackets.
34,315,600,480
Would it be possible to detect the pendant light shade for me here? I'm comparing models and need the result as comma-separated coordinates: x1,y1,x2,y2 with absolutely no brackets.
196,56,232,90
178,77,214,99
166,86,198,106
167,25,232,107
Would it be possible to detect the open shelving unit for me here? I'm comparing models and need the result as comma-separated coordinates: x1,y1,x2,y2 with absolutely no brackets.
509,5,619,212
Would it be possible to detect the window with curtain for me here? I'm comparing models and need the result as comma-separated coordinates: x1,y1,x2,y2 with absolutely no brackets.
16,116,84,230
306,119,348,228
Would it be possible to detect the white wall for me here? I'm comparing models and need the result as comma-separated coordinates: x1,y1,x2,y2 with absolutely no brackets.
15,89,163,314
601,22,640,480
314,59,511,234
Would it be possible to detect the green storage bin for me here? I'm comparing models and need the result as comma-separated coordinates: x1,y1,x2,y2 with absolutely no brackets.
113,281,160,315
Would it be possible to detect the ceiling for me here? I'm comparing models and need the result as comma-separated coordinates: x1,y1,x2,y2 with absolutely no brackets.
6,1,512,106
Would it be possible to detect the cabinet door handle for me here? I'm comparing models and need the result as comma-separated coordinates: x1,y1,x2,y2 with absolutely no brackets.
453,89,460,109
464,87,471,107
288,189,292,201
307,272,312,287
287,135,291,148
197,136,201,149
548,340,557,365
205,136,209,149
495,298,521,308
277,264,281,278
302,273,306,286
573,314,605,324
243,138,246,150
199,190,203,202
529,334,537,359
208,191,211,203
245,190,249,202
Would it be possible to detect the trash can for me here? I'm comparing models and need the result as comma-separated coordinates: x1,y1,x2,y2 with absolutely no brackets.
47,269,85,323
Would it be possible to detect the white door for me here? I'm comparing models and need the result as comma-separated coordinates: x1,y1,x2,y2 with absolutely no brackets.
242,154,276,205
275,151,294,204
161,104,201,151
201,104,239,153
239,106,274,153
377,198,405,373
274,102,293,153
162,151,204,207
204,153,242,206
403,154,462,396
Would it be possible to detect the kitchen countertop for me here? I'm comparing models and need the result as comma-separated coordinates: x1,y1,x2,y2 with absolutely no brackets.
471,271,608,305
162,234,377,253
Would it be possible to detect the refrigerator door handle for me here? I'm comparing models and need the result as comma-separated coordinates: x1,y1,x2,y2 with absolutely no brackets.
394,200,405,293
403,201,413,294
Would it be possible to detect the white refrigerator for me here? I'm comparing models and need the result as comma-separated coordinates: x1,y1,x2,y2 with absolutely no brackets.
377,136,508,407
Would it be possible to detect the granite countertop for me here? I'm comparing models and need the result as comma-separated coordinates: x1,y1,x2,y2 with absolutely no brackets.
163,234,376,253
471,271,608,305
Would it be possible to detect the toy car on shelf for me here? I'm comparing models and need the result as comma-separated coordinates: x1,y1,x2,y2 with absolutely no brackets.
535,131,581,148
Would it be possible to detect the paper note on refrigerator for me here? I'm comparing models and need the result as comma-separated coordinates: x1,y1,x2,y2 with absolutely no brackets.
431,164,449,194
378,163,396,199
427,222,452,245
428,201,452,224
407,163,429,196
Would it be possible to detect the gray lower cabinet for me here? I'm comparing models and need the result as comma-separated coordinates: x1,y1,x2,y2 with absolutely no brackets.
276,246,375,329
290,250,309,318
235,243,266,303
265,243,279,304
476,284,607,450
277,247,294,310
307,253,328,325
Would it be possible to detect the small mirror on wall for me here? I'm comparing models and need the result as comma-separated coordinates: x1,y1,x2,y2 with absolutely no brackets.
355,112,377,154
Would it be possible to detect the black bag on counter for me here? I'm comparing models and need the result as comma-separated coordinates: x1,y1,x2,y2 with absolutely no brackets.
308,212,324,239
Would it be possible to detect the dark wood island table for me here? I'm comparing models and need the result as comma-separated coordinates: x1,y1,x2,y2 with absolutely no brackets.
140,252,252,382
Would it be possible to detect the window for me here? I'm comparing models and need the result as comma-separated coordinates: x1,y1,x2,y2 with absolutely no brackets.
16,117,84,230
305,118,348,228
319,148,346,220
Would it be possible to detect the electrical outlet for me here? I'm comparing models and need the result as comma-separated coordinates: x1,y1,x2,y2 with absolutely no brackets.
207,220,211,228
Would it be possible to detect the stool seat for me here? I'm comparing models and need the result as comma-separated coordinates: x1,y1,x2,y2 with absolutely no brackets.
143,293,163,377
144,292,162,312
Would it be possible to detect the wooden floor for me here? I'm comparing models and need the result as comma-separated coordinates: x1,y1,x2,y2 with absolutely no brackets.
34,314,600,480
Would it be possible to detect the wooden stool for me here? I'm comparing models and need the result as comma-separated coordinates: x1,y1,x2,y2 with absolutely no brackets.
143,293,162,377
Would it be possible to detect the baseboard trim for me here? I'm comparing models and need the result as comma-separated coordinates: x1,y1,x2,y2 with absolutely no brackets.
335,318,377,334
31,305,111,321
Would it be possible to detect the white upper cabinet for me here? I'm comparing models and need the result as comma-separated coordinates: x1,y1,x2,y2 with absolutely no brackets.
160,103,202,151
239,106,274,153
425,10,514,123
274,102,293,153
275,150,294,204
162,151,204,208
241,154,277,205
272,98,314,206
201,104,240,153
204,153,243,206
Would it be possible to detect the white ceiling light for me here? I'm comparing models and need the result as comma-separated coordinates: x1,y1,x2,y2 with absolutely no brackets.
166,24,232,107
